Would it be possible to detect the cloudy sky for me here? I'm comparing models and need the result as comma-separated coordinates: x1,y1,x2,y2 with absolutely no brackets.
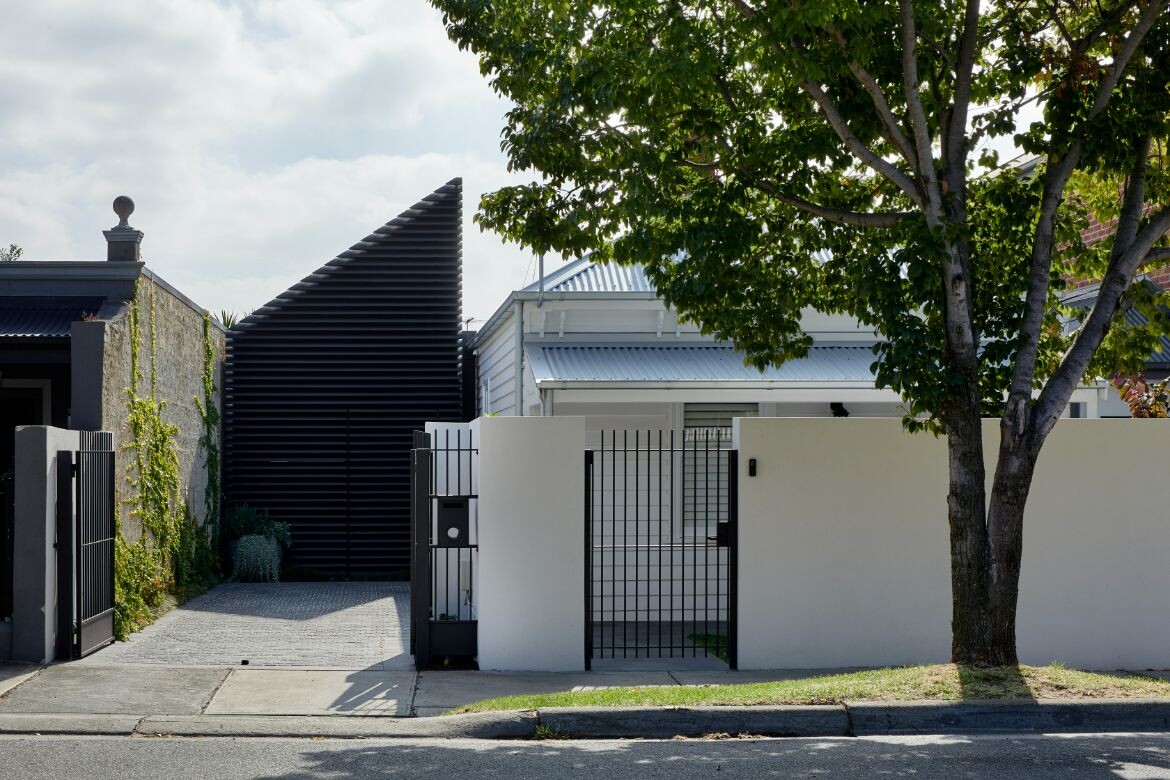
0,0,537,325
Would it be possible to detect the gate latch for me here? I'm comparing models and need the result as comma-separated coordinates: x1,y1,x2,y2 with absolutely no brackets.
709,522,730,548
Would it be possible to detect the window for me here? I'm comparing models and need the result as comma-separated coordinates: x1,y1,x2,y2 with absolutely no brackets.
681,403,757,532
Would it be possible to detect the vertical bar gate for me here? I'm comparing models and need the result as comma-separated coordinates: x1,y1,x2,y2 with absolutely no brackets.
56,431,116,660
585,430,737,669
410,428,478,667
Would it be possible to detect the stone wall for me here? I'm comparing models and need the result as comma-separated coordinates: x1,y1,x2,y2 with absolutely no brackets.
100,273,224,540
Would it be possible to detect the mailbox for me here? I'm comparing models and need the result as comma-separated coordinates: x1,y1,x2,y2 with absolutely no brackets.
437,496,470,547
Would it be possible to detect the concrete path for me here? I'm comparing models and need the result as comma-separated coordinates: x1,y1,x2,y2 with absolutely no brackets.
79,582,410,670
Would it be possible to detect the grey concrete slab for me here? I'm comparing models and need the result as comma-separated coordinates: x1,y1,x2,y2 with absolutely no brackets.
539,705,851,739
0,664,41,698
0,664,229,715
670,668,870,686
414,670,678,711
205,670,415,716
591,656,726,672
82,582,411,670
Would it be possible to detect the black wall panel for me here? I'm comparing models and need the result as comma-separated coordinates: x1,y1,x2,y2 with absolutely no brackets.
224,180,463,576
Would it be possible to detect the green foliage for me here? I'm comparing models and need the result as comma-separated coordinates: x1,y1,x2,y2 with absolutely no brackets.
232,535,281,582
0,243,22,261
113,281,219,640
433,0,1170,430
222,504,292,548
194,312,221,535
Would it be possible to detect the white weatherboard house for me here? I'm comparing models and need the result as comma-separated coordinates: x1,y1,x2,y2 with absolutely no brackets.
472,255,1118,428
472,256,906,434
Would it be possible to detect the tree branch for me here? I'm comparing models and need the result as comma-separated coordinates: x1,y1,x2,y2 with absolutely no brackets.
800,79,924,207
755,180,911,228
1033,204,1170,438
898,0,942,219
1142,247,1170,267
1006,1,1165,407
825,24,919,170
944,0,981,191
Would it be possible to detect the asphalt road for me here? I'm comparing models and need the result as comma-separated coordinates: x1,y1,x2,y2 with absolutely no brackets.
4,733,1170,779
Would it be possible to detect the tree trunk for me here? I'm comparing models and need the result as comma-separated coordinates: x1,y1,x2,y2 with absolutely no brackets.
946,408,992,664
985,425,1040,666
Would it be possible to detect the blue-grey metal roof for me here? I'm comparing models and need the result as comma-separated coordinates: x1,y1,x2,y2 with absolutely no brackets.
1063,281,1170,369
0,297,102,338
526,342,879,384
522,256,655,293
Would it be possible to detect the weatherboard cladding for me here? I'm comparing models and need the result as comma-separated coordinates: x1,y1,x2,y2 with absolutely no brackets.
223,180,463,575
526,343,879,384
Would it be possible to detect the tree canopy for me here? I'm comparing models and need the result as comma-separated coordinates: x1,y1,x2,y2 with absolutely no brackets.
436,0,1169,429
433,0,1170,663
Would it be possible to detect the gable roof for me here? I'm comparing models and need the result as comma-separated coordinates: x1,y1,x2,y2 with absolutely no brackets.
521,256,654,294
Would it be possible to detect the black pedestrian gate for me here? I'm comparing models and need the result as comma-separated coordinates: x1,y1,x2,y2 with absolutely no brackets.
56,431,116,660
585,430,737,669
410,429,478,667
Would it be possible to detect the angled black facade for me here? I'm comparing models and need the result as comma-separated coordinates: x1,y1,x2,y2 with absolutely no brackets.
224,180,463,576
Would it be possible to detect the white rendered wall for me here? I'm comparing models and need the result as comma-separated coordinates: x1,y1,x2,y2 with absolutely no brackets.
12,426,82,663
734,417,1170,670
475,415,586,670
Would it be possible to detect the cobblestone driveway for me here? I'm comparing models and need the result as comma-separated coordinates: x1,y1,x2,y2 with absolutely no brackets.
81,582,411,670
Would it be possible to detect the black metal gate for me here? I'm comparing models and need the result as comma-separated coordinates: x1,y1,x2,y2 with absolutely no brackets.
0,468,13,621
56,431,116,660
410,428,478,666
585,430,737,669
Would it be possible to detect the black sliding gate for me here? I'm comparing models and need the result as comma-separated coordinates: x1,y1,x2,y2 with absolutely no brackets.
410,429,478,666
586,430,737,669
56,432,116,660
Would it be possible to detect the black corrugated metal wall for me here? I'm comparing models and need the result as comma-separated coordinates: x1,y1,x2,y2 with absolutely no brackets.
224,180,463,577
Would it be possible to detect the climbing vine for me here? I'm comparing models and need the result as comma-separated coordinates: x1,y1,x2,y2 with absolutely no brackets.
113,280,218,639
195,311,221,532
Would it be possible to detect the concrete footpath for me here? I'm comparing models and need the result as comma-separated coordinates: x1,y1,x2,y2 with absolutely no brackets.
4,663,1170,739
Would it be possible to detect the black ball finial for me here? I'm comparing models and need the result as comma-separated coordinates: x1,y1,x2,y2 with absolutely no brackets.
112,196,135,228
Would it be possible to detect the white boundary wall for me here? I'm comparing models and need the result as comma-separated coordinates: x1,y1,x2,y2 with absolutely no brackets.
475,416,585,670
734,417,1170,670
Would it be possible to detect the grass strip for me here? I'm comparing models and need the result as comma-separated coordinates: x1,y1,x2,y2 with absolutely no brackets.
448,664,1170,714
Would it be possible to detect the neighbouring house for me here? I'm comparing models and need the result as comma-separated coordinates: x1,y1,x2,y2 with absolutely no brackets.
472,255,1104,439
0,197,225,659
224,180,464,578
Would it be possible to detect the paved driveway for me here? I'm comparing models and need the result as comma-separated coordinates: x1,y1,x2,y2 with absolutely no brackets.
80,582,411,670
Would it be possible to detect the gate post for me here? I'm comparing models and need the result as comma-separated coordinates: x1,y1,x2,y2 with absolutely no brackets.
584,450,593,670
727,450,738,671
410,441,432,666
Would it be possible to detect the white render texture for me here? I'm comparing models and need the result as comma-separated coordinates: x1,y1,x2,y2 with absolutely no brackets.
474,415,586,671
733,417,1170,670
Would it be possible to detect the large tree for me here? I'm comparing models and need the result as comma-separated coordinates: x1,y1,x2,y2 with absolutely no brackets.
434,0,1170,664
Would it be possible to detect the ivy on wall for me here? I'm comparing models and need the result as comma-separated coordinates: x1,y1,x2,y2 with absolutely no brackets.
113,281,219,640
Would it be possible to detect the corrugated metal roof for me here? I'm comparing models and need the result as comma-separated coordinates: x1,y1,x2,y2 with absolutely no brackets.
0,297,102,338
527,343,879,384
523,256,655,293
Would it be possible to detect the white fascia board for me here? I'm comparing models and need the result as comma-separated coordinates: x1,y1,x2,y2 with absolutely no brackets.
548,387,903,404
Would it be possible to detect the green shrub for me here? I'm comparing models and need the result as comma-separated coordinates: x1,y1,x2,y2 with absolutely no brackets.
233,535,281,582
222,504,292,548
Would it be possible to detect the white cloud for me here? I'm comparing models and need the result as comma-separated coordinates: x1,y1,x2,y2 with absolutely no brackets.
0,0,538,322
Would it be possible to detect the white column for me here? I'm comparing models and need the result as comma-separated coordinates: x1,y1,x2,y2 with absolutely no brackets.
475,415,586,670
